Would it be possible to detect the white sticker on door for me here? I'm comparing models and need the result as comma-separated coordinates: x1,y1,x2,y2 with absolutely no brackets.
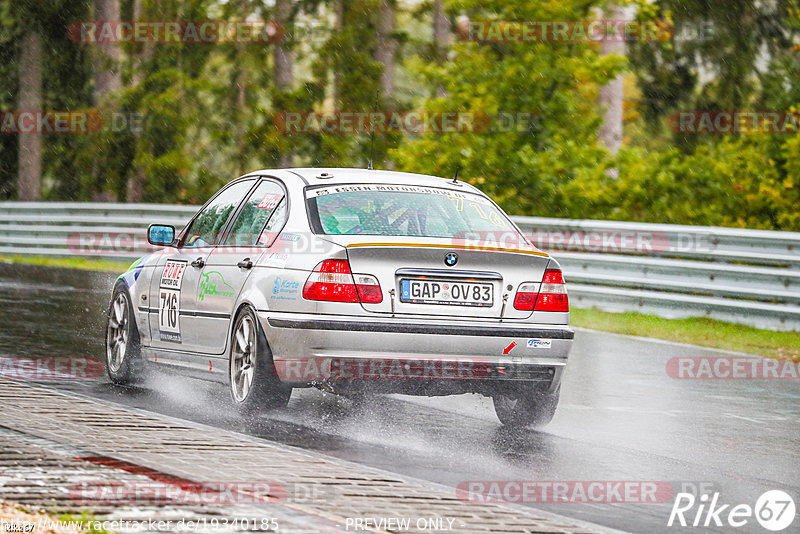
160,260,187,289
159,260,186,342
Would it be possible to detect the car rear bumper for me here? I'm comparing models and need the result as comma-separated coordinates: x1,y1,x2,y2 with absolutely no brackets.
258,312,573,394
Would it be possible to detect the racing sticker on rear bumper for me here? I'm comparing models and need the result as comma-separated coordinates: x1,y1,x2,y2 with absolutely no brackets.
527,338,552,349
159,260,186,342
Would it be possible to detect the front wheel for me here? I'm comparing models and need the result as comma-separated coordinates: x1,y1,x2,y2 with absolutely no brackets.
229,307,292,414
492,385,560,428
106,282,143,384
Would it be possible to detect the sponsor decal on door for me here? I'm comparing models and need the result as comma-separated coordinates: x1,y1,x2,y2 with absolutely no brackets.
198,271,236,301
159,260,186,342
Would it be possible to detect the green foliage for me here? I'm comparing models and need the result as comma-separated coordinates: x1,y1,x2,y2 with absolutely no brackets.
306,0,405,167
527,135,800,230
630,0,800,125
609,138,799,229
392,0,800,230
0,0,797,232
394,0,622,217
0,0,93,199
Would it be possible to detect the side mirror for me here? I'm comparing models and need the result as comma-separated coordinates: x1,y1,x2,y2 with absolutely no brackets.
147,224,175,246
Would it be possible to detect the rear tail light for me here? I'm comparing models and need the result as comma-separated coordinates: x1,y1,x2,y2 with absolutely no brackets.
303,259,357,302
513,282,539,311
353,274,383,303
512,269,569,312
535,269,569,312
302,259,383,303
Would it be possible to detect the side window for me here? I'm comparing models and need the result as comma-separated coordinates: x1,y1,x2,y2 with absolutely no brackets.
182,180,255,248
225,180,286,246
259,198,288,246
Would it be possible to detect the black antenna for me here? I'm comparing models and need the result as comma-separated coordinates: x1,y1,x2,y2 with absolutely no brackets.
452,166,460,183
367,90,380,170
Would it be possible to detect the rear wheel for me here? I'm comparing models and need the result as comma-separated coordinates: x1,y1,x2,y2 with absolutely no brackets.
106,282,143,384
229,307,292,414
492,385,560,428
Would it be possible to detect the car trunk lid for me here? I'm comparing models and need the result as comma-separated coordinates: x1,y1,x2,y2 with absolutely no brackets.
322,235,551,319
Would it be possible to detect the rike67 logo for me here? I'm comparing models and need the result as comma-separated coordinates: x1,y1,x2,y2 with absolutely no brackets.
668,490,795,531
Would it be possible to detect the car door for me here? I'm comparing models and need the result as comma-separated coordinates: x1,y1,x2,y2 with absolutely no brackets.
195,178,288,354
148,179,257,353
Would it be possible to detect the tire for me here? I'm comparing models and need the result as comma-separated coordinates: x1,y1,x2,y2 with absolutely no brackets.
228,306,292,414
492,384,560,428
106,281,143,384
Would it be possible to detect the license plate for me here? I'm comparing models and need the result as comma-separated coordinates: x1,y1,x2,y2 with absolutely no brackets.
400,279,493,307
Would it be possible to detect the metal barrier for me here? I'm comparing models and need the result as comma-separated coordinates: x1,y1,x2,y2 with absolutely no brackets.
1,202,798,331
513,217,800,331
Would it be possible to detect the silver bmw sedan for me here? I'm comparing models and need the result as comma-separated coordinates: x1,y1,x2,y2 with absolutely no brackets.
106,168,573,427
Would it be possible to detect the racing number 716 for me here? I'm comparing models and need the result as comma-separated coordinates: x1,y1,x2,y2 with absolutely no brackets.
160,290,178,329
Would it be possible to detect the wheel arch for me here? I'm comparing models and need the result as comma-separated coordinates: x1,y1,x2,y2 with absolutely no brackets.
225,299,266,356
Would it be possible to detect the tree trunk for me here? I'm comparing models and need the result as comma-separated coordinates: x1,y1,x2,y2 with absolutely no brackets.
374,0,396,101
274,0,294,90
274,0,294,167
17,31,42,201
130,0,153,87
92,0,122,104
91,0,123,201
235,46,248,174
332,0,344,105
126,162,145,202
597,4,626,157
126,0,151,202
432,0,449,98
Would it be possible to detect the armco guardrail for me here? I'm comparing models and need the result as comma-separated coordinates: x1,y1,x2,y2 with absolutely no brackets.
0,202,798,331
0,202,196,261
514,217,800,331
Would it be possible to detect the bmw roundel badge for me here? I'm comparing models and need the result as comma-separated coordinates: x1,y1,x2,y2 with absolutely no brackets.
444,252,458,267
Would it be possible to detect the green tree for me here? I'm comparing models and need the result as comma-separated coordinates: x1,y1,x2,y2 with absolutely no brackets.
630,0,800,133
0,0,95,200
305,0,405,168
393,0,626,217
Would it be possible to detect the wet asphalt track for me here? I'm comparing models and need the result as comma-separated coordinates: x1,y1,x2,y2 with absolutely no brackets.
0,262,798,533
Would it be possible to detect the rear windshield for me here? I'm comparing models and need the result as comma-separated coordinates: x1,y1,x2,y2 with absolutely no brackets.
306,184,521,239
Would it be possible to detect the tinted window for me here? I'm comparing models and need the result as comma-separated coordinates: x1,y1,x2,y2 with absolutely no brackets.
182,180,255,248
224,180,286,246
